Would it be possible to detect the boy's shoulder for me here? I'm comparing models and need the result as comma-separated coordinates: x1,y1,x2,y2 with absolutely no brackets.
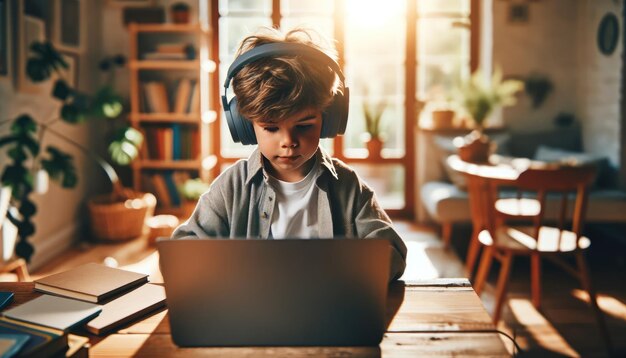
211,158,250,187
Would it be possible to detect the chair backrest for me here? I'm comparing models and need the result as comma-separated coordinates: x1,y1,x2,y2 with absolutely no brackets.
504,164,597,237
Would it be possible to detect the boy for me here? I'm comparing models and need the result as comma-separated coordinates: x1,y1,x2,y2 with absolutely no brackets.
172,28,407,281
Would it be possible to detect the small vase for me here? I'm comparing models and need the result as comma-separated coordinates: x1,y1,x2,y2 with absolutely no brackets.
454,130,494,163
366,137,383,160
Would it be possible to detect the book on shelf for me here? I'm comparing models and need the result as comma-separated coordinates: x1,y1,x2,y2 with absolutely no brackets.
143,82,170,113
156,43,187,54
162,127,173,161
143,52,188,60
0,317,68,358
188,80,200,114
162,172,181,207
2,295,101,332
85,284,166,335
34,263,148,303
173,79,192,114
138,128,149,160
171,124,181,160
151,174,172,207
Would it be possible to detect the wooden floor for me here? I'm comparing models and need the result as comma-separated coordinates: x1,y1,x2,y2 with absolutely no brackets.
15,220,626,357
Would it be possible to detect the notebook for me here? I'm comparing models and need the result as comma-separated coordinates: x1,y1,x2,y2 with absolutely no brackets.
0,333,30,357
34,263,148,303
86,283,166,335
2,295,102,332
158,238,390,347
0,317,68,357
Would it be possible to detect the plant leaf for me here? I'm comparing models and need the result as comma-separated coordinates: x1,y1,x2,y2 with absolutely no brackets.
41,146,78,188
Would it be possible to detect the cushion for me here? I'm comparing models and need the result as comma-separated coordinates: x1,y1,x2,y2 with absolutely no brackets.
509,127,582,159
534,145,614,188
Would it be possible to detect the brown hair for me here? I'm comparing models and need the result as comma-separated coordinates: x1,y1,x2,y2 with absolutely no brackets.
231,28,340,123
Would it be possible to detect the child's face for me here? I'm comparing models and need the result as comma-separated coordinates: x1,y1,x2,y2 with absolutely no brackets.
252,107,323,182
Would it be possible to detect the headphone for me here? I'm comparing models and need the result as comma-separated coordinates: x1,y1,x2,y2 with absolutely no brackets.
221,42,350,145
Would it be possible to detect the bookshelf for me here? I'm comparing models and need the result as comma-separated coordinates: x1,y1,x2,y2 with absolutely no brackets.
127,23,216,217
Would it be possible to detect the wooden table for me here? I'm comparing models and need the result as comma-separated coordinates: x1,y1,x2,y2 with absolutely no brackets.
0,279,510,357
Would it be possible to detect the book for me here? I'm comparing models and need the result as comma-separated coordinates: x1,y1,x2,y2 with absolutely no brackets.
85,284,166,335
162,172,181,207
0,317,68,357
0,333,30,357
173,79,192,114
187,80,200,114
34,263,148,303
2,295,101,332
0,292,14,310
171,124,181,160
151,174,172,207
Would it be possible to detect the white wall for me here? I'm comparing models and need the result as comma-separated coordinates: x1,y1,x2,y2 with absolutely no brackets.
0,1,104,270
492,0,622,167
576,0,622,167
493,0,579,133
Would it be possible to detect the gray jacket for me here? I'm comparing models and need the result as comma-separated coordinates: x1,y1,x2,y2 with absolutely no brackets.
172,148,407,281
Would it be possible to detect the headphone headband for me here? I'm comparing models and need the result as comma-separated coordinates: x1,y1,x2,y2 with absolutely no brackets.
223,42,345,90
222,41,350,145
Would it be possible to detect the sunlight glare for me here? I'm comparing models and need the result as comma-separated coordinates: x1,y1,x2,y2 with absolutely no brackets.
571,289,626,321
401,241,439,280
508,298,580,357
346,0,403,28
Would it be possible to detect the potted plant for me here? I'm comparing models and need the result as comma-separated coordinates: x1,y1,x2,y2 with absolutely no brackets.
178,178,210,217
362,96,387,160
170,2,191,24
454,68,523,162
0,42,147,262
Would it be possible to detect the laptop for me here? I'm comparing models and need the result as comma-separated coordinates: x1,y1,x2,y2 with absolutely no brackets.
157,238,391,347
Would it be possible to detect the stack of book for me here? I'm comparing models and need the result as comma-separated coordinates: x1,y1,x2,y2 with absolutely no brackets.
142,43,193,61
0,263,167,356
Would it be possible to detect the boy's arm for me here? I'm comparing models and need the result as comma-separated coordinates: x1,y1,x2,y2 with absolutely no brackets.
171,183,230,239
354,189,408,282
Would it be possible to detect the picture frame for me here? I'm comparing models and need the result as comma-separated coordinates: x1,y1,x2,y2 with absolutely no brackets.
597,12,619,56
17,12,46,93
54,0,86,53
0,0,11,81
58,51,78,88
508,3,529,24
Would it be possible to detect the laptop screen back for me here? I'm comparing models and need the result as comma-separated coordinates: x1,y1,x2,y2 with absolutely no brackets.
157,238,390,347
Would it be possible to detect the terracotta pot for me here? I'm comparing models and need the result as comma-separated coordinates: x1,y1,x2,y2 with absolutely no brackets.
171,9,190,24
432,110,455,129
455,130,494,163
366,137,383,159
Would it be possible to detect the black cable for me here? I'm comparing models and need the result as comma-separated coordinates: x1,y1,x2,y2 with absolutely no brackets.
391,329,522,356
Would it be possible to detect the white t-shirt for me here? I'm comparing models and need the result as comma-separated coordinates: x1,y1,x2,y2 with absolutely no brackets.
267,161,320,239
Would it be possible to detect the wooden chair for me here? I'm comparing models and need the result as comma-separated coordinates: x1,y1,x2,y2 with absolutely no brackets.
469,164,613,353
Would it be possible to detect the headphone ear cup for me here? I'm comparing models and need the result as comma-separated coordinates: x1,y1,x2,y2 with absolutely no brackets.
225,96,257,145
320,88,350,139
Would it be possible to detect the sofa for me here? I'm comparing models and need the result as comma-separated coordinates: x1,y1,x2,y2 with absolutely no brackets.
417,126,626,245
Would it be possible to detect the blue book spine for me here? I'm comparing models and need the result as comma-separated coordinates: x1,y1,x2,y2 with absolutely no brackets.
162,172,181,207
172,124,181,160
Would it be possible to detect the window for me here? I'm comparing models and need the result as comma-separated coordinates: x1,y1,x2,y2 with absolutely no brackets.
211,0,476,217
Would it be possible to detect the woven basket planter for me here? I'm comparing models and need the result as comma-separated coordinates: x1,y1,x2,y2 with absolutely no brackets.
88,190,157,241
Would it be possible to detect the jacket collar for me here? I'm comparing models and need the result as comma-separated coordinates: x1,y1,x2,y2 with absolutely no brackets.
245,147,339,185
